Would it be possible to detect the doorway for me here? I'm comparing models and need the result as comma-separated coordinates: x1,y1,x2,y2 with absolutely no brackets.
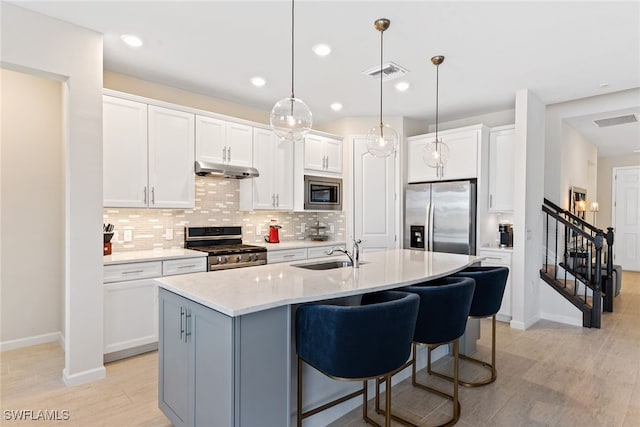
613,166,640,271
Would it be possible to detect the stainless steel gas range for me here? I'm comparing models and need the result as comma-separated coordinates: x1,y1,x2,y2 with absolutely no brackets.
184,226,267,271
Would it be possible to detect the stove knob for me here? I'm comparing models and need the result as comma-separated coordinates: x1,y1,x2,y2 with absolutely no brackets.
236,255,243,263
224,255,230,263
216,256,222,264
248,254,255,261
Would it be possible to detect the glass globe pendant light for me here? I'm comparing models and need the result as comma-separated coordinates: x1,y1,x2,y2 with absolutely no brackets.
270,0,312,141
423,55,449,173
366,18,398,158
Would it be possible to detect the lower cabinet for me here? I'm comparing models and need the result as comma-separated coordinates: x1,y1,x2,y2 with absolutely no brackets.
267,243,347,264
158,288,290,427
478,248,512,322
103,257,206,362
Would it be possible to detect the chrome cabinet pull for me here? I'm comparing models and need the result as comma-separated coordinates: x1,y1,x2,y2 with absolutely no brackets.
272,194,276,207
177,264,197,269
151,187,155,204
222,147,227,162
276,193,280,207
185,308,192,342
490,194,493,208
143,186,147,204
122,269,144,275
179,307,185,342
227,146,231,162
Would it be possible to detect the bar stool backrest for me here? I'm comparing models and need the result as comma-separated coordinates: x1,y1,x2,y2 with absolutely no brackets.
454,266,509,317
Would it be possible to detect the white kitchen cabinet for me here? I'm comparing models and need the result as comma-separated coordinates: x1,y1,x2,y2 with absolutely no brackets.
304,134,343,174
267,248,308,264
240,128,294,211
103,257,206,362
103,95,195,209
478,248,512,322
195,116,253,167
407,125,484,183
488,125,515,212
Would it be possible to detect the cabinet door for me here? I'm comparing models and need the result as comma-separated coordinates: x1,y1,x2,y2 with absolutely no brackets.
103,96,148,207
225,122,253,167
479,251,512,321
489,127,515,212
104,279,158,354
407,136,438,183
159,290,190,427
148,106,195,209
195,115,226,164
324,137,343,173
441,130,478,180
273,137,294,210
251,128,277,209
304,134,326,172
191,301,234,427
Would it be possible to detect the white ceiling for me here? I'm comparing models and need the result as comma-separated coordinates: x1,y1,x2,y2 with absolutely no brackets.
10,1,640,157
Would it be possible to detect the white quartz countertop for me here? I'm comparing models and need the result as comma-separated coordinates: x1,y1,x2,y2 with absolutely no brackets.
261,240,346,250
104,248,207,265
155,249,479,317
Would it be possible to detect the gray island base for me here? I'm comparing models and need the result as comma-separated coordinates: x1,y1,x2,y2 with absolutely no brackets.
155,249,479,427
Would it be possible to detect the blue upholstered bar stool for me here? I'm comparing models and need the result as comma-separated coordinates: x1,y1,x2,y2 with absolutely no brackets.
429,266,509,387
373,277,475,426
296,290,419,427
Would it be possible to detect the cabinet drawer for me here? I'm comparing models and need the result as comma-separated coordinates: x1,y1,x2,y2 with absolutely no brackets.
478,250,512,265
104,261,162,283
163,257,207,276
267,248,307,264
307,244,345,259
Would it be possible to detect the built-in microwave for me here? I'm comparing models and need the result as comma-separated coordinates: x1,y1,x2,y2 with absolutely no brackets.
304,175,342,211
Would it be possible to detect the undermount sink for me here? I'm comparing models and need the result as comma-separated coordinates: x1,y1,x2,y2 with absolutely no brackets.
292,260,368,270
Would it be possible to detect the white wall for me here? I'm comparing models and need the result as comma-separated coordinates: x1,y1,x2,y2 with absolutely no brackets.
1,3,105,385
511,90,546,330
561,123,598,211
0,69,64,349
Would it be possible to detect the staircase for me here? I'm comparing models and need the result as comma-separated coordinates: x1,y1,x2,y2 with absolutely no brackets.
540,199,615,328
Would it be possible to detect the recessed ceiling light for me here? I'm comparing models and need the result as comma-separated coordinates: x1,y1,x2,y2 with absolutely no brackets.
120,34,143,48
330,103,343,111
395,81,410,92
250,76,266,87
312,44,332,57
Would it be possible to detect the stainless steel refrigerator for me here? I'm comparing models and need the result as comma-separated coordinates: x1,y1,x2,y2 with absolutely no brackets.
404,180,477,255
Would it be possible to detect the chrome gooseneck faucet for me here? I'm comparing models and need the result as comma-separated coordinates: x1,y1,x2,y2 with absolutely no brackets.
326,239,362,268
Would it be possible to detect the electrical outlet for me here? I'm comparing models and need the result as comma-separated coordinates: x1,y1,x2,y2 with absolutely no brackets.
300,223,306,233
329,224,335,233
256,225,262,236
123,229,133,242
165,228,174,240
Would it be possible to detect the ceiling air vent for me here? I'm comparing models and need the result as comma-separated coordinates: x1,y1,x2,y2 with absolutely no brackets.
363,61,409,82
593,114,638,127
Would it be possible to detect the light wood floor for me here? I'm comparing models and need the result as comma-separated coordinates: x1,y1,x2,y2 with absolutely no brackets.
2,272,639,426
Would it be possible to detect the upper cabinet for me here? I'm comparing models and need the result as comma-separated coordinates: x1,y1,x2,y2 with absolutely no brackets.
195,116,252,167
488,125,515,212
103,95,195,209
304,134,342,175
239,128,294,211
407,125,484,183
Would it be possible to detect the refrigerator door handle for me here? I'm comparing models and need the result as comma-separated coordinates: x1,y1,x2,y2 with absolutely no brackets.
428,201,435,251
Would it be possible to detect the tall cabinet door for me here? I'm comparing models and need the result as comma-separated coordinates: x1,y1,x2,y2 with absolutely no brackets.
225,122,253,167
103,96,148,207
273,137,294,210
148,106,195,209
195,115,226,164
488,126,515,212
251,128,277,210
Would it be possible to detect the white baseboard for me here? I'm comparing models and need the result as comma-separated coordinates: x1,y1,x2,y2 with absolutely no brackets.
63,366,106,386
0,331,64,352
540,312,582,327
510,320,526,330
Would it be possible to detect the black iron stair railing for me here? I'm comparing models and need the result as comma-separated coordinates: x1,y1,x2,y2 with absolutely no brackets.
541,198,614,328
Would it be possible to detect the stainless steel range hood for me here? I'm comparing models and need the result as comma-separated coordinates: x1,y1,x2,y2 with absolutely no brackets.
194,161,259,179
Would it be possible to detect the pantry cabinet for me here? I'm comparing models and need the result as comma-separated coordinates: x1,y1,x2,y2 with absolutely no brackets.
488,125,515,212
304,134,343,174
407,125,485,183
195,116,253,167
103,95,195,209
239,128,294,211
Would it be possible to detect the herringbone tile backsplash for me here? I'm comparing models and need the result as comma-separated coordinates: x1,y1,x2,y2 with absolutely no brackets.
104,176,346,252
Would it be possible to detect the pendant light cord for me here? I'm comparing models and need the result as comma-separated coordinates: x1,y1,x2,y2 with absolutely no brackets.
290,0,295,100
435,62,439,142
379,29,384,129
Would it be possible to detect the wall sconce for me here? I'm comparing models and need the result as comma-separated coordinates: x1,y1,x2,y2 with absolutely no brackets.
590,202,599,224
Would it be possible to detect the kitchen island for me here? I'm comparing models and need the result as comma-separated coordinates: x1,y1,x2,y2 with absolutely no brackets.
155,249,478,427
